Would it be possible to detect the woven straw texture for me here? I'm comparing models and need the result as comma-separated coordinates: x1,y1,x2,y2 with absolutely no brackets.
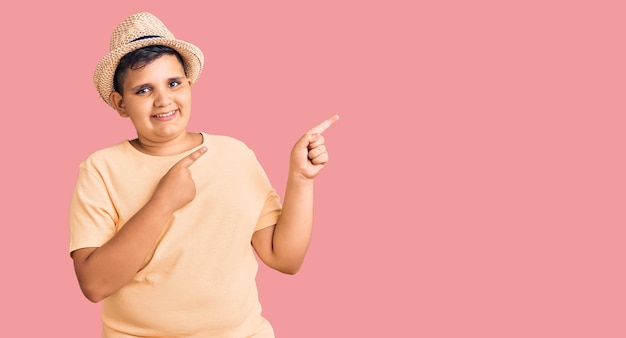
93,12,204,109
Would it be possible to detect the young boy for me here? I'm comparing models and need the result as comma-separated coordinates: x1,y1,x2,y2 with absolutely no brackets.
69,12,338,337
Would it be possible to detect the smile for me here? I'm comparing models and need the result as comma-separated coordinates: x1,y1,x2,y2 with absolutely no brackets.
152,110,177,118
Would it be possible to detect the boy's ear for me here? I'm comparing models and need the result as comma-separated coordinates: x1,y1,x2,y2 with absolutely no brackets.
110,92,129,118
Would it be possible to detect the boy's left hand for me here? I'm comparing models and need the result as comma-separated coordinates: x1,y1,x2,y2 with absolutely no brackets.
290,114,340,180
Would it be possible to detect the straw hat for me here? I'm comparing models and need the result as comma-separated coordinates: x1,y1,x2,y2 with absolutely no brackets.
93,12,204,108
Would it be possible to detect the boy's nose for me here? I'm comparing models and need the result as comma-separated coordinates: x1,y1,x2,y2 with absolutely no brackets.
153,90,173,107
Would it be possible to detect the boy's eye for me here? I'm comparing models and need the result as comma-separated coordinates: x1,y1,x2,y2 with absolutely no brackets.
136,87,150,95
169,81,181,88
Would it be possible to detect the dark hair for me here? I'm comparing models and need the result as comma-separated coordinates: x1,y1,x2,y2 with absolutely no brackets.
113,45,186,94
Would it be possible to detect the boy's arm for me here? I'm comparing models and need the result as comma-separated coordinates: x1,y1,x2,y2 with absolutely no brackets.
71,147,207,302
252,115,339,274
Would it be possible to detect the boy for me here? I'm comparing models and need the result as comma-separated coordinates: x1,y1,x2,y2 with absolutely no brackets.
69,12,338,337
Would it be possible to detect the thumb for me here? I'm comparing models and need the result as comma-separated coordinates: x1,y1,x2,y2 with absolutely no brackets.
295,133,320,150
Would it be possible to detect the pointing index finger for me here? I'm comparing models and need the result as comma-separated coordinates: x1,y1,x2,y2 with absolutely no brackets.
177,146,207,168
307,114,340,134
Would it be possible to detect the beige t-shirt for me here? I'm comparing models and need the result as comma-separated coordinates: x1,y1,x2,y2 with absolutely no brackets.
69,133,282,337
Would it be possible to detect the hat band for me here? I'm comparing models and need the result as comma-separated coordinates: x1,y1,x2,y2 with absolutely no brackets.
129,35,162,43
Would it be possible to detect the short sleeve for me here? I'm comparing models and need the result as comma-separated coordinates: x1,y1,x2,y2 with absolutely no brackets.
68,164,118,254
252,158,282,232
255,189,282,232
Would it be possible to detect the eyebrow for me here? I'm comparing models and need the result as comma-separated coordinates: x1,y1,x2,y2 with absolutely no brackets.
168,76,185,83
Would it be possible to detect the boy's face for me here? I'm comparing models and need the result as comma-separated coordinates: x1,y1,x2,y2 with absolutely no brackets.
110,54,192,144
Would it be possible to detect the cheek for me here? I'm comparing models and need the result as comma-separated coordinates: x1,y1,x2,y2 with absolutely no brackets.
176,90,193,106
124,100,152,119
181,90,192,101
128,97,152,108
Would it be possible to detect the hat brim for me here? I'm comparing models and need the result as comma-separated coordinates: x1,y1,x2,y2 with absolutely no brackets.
94,37,204,109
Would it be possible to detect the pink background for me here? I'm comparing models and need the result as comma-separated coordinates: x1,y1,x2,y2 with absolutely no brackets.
1,1,625,337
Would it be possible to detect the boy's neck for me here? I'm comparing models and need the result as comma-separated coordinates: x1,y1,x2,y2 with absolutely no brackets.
130,132,203,156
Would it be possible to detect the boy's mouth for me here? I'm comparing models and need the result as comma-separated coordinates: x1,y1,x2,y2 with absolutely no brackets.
152,110,177,119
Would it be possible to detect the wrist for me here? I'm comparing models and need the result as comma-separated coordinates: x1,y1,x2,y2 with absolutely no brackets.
145,196,176,218
287,172,315,187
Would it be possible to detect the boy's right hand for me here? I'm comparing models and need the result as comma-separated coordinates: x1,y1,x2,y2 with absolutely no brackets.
151,146,207,214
